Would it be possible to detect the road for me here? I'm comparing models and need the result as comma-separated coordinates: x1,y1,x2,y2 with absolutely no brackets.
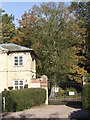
2,105,89,119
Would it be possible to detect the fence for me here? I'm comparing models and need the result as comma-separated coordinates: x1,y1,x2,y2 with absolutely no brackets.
49,82,82,106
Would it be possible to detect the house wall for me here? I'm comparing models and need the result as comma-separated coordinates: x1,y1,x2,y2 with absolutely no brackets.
0,52,8,93
0,51,36,92
0,49,48,104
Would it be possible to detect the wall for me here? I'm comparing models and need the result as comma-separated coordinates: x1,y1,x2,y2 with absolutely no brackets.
0,50,48,104
31,76,48,105
7,52,36,89
0,52,8,92
0,51,36,92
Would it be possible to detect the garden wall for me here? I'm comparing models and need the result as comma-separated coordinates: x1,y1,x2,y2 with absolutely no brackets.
31,75,48,104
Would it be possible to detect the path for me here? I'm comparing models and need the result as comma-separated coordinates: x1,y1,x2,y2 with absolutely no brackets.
2,105,89,119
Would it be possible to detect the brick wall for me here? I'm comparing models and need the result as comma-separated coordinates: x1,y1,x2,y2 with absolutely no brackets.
31,77,48,104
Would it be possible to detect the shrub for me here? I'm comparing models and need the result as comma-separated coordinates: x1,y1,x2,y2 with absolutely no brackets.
2,88,46,112
8,86,13,90
57,87,64,97
24,84,28,88
2,90,17,112
65,87,77,96
82,84,90,110
84,73,90,83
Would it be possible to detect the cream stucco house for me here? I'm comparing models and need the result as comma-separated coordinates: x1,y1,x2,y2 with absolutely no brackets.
0,43,36,93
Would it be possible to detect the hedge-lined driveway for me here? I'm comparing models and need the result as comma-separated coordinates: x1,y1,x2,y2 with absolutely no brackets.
3,105,89,119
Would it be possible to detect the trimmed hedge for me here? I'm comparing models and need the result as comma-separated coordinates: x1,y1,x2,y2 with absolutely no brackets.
2,88,46,112
82,84,90,110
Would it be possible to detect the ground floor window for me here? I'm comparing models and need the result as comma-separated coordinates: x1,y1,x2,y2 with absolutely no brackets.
13,80,24,89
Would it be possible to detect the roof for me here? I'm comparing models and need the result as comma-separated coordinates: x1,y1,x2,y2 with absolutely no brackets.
0,43,33,53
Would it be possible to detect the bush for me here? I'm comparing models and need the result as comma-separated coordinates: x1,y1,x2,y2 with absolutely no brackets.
65,87,77,96
84,73,90,83
57,87,64,97
24,84,28,88
82,84,90,110
8,86,13,90
2,88,46,112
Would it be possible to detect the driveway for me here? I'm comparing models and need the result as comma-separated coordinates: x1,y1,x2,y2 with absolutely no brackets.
2,105,89,119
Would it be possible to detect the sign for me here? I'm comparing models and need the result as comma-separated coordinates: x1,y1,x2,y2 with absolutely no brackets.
69,91,75,96
55,87,59,93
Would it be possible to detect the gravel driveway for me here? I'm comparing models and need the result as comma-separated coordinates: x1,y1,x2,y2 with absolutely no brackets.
2,105,89,119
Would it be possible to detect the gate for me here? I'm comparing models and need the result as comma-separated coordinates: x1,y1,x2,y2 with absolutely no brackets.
49,95,81,105
48,81,82,108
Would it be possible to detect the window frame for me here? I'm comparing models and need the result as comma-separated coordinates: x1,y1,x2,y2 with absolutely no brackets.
14,56,23,66
13,80,25,89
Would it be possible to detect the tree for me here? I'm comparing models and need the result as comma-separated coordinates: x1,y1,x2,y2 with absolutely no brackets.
0,9,15,43
12,3,72,83
12,2,86,85
66,18,87,83
69,2,90,79
70,2,90,54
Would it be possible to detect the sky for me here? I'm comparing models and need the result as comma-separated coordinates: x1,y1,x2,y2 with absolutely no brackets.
2,2,42,27
1,1,71,27
1,0,72,2
1,0,79,27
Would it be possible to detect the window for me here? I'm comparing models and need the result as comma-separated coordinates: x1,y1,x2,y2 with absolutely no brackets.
14,56,23,66
13,80,24,89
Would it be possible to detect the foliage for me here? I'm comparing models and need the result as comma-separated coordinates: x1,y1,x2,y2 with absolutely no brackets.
10,3,87,85
57,87,64,97
1,3,88,85
8,86,13,90
2,88,46,112
2,90,17,112
0,9,15,43
66,2,88,83
70,2,90,73
84,73,90,83
82,84,90,110
24,84,28,88
65,87,77,95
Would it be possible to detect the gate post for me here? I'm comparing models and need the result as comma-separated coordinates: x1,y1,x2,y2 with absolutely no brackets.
40,75,48,105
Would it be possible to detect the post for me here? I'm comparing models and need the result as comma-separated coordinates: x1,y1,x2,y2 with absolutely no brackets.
40,75,48,105
0,93,2,120
3,97,5,112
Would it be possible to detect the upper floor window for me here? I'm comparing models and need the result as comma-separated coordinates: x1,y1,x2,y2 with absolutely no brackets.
14,56,23,66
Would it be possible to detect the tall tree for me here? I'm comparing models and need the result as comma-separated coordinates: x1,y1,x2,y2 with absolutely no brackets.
69,2,90,75
70,2,90,53
12,3,86,85
0,9,15,43
12,3,71,83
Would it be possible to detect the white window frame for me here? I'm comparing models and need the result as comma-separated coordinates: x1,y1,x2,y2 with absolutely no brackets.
13,80,25,89
14,56,23,66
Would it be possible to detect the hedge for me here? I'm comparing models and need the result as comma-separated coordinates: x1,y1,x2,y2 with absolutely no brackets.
82,84,90,110
2,88,46,112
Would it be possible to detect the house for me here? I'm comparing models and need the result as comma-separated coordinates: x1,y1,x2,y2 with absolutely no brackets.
0,43,36,93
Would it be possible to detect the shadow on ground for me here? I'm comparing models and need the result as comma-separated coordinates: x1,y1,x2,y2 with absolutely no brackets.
66,101,90,119
66,101,82,109
69,109,90,119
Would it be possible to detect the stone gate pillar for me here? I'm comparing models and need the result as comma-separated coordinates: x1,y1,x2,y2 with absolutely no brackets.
40,75,48,105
